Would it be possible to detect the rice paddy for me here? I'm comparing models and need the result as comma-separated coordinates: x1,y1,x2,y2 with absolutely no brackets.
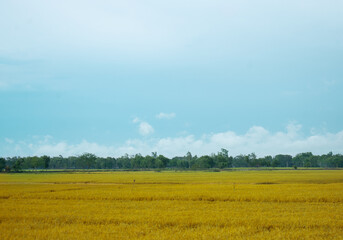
1,170,342,239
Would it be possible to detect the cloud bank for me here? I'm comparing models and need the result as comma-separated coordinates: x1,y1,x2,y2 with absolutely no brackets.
3,123,343,158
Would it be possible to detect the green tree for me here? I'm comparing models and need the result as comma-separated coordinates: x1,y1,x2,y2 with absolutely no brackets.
304,155,319,167
41,155,51,169
80,153,97,169
30,156,43,169
131,154,144,169
144,155,156,168
197,155,215,169
260,156,272,167
274,154,293,167
12,158,24,172
293,152,313,167
214,148,230,168
156,155,169,168
186,152,192,169
0,157,6,171
233,155,249,167
327,154,343,168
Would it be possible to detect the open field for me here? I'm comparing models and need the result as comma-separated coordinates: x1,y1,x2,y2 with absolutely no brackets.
1,170,343,239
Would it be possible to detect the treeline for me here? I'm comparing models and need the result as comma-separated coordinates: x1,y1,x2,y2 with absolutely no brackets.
1,149,343,172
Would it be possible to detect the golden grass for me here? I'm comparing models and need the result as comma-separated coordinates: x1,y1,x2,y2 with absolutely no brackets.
1,170,343,239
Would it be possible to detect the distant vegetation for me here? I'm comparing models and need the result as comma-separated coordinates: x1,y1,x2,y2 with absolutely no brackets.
2,149,343,172
1,149,343,172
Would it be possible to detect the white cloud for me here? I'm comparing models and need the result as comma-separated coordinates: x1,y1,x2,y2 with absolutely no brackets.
139,122,154,136
0,1,190,59
120,122,343,157
132,117,154,136
132,117,140,123
5,138,14,144
32,140,116,157
156,112,176,119
3,123,343,158
32,135,53,144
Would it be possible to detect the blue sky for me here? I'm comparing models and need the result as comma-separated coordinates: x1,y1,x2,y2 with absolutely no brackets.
1,0,343,157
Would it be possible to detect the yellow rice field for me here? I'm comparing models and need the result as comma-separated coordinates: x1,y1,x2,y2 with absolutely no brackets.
1,170,343,239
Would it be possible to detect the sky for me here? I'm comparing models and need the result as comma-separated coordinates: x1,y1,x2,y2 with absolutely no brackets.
1,0,343,158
